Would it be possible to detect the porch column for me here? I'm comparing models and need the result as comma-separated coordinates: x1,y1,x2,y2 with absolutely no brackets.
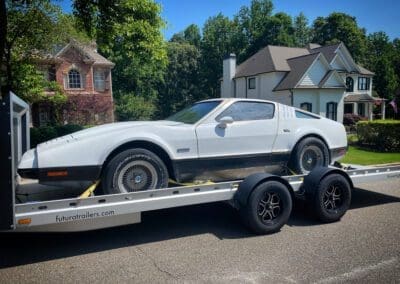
381,101,386,120
353,103,358,115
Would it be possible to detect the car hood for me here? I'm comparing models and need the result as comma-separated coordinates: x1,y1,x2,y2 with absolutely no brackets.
37,120,183,151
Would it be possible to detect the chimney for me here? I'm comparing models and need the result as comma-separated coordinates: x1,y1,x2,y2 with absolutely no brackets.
221,53,236,98
307,43,321,50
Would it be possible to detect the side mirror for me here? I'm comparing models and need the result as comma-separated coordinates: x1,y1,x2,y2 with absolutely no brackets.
218,116,234,129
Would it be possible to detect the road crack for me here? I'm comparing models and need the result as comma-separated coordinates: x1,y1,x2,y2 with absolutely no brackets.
135,247,178,280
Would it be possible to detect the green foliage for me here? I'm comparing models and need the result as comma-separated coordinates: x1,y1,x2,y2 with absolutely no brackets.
115,93,157,121
293,12,311,47
200,13,238,98
158,42,202,118
357,120,400,152
311,13,367,63
30,124,84,147
365,32,398,100
74,0,167,99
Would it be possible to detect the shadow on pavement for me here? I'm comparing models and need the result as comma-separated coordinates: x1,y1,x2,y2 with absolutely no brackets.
0,187,398,269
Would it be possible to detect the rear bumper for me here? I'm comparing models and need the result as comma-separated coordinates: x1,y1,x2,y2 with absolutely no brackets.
330,146,348,162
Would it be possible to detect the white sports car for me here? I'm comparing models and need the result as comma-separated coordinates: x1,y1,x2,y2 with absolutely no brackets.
18,98,347,193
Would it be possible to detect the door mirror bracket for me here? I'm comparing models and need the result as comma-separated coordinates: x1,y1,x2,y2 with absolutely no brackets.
217,116,234,129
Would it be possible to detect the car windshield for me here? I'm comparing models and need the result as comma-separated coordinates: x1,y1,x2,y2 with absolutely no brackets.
166,101,221,124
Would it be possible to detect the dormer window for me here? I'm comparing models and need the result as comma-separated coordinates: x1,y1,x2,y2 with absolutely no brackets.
358,77,370,90
68,69,82,89
346,77,354,92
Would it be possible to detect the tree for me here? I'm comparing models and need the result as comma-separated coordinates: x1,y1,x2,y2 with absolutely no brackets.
311,13,367,63
293,12,311,47
200,13,237,98
366,32,398,99
73,0,167,99
183,24,201,48
115,93,156,121
1,0,68,104
158,42,201,118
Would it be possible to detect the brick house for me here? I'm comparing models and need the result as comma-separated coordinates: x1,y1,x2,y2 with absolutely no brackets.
33,40,115,126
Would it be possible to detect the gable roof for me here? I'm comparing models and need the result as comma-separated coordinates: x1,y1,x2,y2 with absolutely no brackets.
274,53,320,91
55,41,115,67
308,43,341,63
234,45,309,78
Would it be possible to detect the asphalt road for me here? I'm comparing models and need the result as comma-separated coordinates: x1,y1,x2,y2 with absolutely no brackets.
0,179,399,283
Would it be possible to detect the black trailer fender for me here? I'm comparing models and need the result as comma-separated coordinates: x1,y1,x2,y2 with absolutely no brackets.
303,167,354,223
303,167,353,198
234,173,294,207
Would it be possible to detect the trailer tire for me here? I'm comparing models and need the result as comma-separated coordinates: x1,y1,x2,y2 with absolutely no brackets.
240,180,292,234
102,148,168,194
312,173,351,222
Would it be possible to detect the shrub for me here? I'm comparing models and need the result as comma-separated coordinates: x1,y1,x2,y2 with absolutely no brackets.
30,124,84,147
357,120,400,152
343,113,367,126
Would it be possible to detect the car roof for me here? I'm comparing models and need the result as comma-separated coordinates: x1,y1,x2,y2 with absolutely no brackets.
199,98,277,104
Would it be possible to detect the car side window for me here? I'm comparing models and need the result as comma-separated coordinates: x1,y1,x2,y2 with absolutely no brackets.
216,101,275,121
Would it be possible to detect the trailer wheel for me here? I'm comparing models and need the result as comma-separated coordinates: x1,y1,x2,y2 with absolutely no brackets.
311,173,351,222
240,180,292,234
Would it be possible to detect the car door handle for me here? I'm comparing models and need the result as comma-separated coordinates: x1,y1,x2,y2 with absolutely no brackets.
283,129,290,133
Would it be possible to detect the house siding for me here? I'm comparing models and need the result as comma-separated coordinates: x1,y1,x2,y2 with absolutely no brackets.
299,58,327,86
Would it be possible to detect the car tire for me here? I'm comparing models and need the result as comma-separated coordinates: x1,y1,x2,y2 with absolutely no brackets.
102,148,169,194
311,173,351,222
289,137,329,174
240,180,292,234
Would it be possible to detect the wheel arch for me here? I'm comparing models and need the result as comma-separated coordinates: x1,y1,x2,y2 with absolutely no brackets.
101,140,176,180
303,167,354,198
291,133,332,163
235,173,295,208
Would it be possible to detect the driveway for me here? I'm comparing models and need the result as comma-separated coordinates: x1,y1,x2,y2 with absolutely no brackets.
0,179,399,283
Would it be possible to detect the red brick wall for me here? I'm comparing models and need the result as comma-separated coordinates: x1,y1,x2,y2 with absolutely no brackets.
54,47,114,125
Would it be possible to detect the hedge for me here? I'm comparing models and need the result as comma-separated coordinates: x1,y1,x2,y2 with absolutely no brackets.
357,120,400,152
30,124,84,147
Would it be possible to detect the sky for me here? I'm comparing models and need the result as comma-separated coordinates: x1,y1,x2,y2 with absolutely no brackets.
57,0,400,40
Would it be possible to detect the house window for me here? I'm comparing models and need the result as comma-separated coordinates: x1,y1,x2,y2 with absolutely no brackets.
68,69,82,89
300,102,312,112
357,103,365,117
358,77,370,90
326,102,338,121
94,69,106,91
346,77,354,92
248,77,256,89
344,103,354,114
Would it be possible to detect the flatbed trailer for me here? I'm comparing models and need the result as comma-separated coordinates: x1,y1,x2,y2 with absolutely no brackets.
1,92,400,234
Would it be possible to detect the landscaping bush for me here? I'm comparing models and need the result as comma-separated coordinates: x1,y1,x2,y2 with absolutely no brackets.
343,113,367,126
30,124,84,147
357,120,400,152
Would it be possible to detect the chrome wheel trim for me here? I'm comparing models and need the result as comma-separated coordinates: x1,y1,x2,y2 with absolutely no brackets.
300,145,324,172
117,160,158,192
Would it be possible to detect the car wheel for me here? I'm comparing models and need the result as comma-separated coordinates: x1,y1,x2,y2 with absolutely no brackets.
289,137,329,174
102,148,169,194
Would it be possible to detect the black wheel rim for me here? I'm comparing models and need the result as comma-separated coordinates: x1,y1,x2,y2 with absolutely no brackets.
301,145,324,172
323,183,343,211
257,191,282,224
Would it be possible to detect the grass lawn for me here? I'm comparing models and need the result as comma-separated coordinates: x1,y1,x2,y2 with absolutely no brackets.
340,146,400,165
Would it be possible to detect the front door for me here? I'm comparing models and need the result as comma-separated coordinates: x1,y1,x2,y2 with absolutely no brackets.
195,101,278,158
